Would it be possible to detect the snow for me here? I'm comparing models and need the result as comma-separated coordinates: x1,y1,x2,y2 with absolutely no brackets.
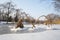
0,30,60,40
0,21,15,24
0,23,60,40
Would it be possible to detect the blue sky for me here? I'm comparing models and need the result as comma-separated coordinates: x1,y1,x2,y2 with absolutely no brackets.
0,0,55,18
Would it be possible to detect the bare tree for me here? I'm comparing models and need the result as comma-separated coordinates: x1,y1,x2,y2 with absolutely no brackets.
37,14,55,28
14,9,20,22
0,1,15,23
53,0,60,12
15,12,35,29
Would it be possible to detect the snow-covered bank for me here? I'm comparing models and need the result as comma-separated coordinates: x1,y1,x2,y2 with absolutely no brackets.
0,24,60,35
0,24,47,35
0,30,60,40
0,24,60,40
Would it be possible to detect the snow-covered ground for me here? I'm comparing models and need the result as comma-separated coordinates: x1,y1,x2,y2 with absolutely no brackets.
0,23,60,40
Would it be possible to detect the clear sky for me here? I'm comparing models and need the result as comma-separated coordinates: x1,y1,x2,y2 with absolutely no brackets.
0,0,55,18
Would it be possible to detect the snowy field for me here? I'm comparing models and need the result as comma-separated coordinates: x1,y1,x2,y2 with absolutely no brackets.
0,22,60,40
